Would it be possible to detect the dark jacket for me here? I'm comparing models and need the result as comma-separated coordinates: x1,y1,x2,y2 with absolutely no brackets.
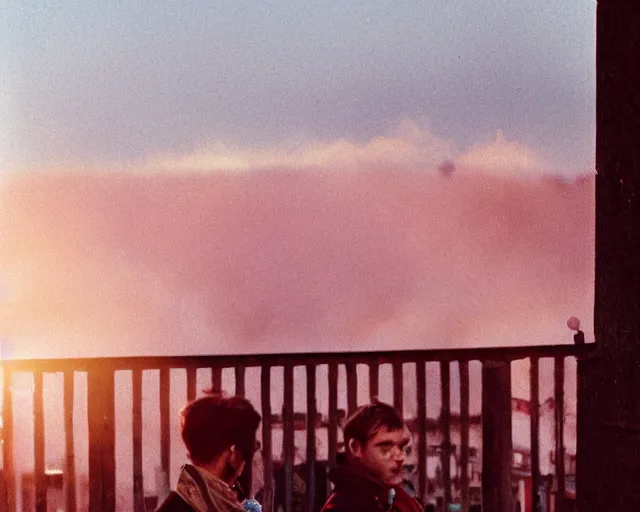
321,457,422,512
155,463,243,512
156,492,195,512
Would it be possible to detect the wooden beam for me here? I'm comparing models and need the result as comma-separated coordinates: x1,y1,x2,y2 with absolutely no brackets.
481,361,513,512
0,343,594,374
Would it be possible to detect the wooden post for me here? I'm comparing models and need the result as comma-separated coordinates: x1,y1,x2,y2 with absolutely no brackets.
64,371,77,512
159,367,171,502
440,361,452,510
186,367,197,402
260,366,274,512
306,364,317,512
481,361,513,512
33,372,46,512
393,361,403,415
416,361,427,504
2,367,15,512
576,355,599,512
88,369,116,512
530,358,540,512
210,367,222,394
554,357,566,511
369,363,379,403
459,361,470,512
345,363,357,416
234,364,253,499
327,362,338,499
283,364,294,512
235,365,246,398
577,0,640,509
132,369,145,512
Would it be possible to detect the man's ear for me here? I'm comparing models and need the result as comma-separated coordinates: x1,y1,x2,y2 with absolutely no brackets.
229,445,246,472
229,445,238,463
347,438,363,459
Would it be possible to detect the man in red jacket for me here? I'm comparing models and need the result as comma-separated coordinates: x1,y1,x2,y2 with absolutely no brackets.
322,402,422,512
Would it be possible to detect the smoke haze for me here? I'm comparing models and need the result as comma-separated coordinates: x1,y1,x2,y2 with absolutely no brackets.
1,165,593,358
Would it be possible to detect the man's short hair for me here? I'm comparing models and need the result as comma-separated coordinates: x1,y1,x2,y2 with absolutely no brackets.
343,402,405,447
180,394,261,465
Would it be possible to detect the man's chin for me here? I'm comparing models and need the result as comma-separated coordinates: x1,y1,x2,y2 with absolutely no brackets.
385,474,404,486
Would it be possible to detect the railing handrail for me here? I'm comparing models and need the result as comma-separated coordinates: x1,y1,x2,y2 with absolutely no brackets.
0,342,596,372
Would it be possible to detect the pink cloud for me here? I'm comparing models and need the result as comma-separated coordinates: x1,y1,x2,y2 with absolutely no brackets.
0,162,594,358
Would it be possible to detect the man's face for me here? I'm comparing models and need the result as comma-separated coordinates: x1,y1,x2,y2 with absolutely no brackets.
349,426,411,486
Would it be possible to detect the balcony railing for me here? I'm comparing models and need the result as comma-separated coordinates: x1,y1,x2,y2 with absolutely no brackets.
0,342,595,512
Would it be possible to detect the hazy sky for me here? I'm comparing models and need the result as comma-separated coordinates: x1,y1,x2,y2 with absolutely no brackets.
0,1,596,358
2,0,595,174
